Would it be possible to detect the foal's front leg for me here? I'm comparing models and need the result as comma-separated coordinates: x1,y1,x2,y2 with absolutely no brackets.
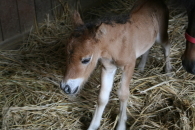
117,62,135,130
88,60,117,130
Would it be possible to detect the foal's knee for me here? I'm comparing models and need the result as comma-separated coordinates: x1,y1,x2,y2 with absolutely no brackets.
98,97,108,106
98,92,110,106
117,88,130,102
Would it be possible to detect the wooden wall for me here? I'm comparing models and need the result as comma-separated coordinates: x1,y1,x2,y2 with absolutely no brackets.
0,0,55,43
0,0,110,49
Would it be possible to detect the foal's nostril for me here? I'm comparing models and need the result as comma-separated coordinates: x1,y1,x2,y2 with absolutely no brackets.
64,85,71,94
73,87,79,94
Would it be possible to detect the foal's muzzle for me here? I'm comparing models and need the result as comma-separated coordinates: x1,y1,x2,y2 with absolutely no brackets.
60,82,79,94
181,57,195,75
60,78,83,94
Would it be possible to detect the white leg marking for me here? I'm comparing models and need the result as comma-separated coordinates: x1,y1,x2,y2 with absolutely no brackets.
88,60,117,130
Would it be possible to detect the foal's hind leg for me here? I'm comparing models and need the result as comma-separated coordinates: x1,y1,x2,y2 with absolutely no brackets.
88,59,117,130
157,33,172,73
137,50,149,72
162,42,172,73
117,61,135,130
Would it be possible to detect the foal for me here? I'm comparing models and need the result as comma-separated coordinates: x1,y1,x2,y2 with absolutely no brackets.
60,0,171,129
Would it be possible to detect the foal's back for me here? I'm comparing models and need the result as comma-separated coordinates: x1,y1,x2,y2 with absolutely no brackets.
100,0,169,66
130,0,169,56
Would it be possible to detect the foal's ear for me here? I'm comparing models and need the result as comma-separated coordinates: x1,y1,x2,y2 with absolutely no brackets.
73,11,84,26
96,24,107,39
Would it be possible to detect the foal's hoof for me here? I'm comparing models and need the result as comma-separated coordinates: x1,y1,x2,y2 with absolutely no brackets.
163,67,172,77
137,67,145,73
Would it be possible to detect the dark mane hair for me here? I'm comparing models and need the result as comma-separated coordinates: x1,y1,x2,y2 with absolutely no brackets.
72,13,130,38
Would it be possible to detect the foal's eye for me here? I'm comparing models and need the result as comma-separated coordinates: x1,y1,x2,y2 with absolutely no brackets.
81,57,91,64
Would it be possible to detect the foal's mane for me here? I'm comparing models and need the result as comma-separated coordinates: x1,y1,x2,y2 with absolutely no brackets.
72,13,130,38
71,0,148,38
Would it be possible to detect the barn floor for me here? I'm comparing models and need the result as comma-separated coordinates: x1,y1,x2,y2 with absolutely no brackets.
1,0,195,130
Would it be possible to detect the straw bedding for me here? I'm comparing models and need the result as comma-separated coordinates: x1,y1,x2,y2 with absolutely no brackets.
1,0,195,129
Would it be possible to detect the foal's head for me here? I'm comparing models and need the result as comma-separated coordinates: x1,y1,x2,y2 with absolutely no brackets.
60,12,101,94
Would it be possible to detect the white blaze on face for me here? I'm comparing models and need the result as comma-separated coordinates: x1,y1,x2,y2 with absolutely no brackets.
61,78,84,94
